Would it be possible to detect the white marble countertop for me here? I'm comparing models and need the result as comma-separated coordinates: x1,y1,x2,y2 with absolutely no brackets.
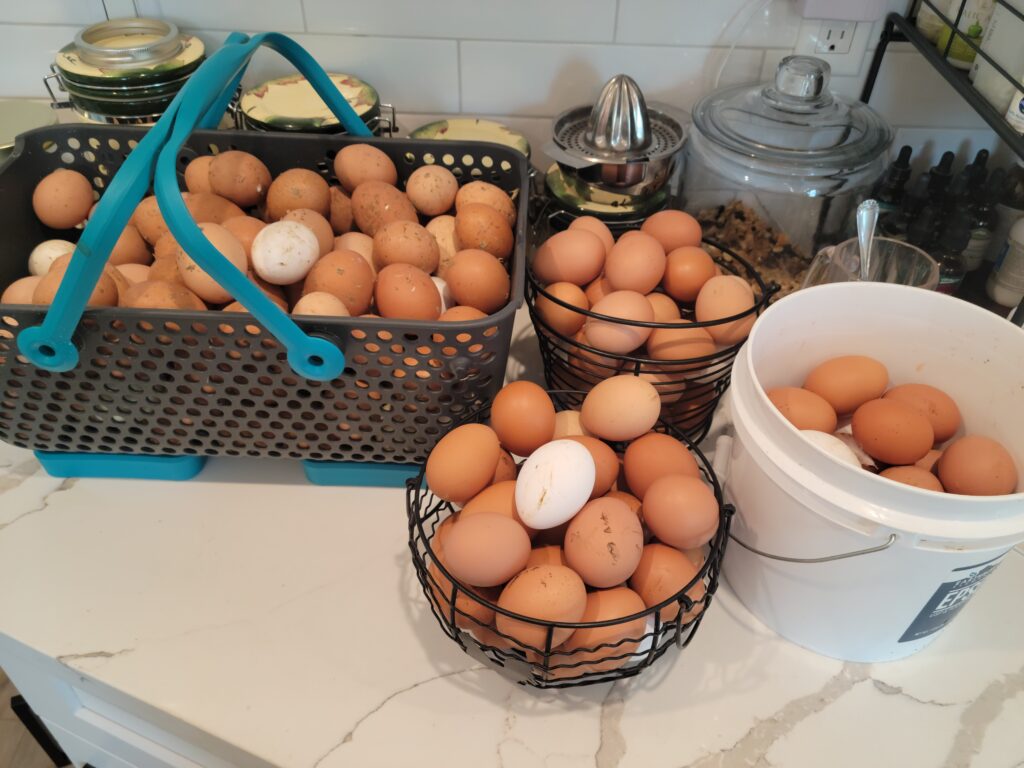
1,308,1023,768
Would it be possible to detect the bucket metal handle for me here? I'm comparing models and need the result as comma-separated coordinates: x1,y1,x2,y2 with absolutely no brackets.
729,531,898,564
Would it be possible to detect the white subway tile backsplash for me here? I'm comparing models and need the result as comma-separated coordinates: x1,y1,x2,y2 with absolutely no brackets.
0,25,80,98
133,0,305,33
1,1,105,26
867,51,990,129
303,0,617,42
615,0,802,48
460,41,763,117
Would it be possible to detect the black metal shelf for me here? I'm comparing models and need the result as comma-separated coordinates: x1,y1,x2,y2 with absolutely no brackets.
862,7,1024,160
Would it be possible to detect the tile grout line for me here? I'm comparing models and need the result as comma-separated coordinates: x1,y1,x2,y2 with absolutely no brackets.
299,0,309,33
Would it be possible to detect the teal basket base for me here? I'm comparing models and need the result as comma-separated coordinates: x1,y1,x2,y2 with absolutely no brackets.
35,452,207,481
302,460,418,487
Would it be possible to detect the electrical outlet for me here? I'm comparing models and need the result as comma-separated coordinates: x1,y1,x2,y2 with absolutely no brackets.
815,21,857,54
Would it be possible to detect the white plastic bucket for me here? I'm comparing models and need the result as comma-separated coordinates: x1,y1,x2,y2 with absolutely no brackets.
720,282,1024,662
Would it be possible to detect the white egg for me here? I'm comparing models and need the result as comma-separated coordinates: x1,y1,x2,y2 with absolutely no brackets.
800,430,861,468
515,439,596,530
832,424,877,469
431,276,452,313
250,221,320,285
28,239,76,276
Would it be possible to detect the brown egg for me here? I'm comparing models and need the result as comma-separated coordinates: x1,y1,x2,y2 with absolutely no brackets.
937,435,1018,496
916,448,943,473
455,203,513,261
545,587,647,677
496,565,587,649
646,292,681,322
532,518,573,548
426,215,461,278
490,381,555,457
536,282,588,337
121,280,206,311
209,150,271,208
564,497,644,588
570,329,622,378
643,475,718,550
604,232,666,294
250,274,290,309
852,399,934,466
581,375,661,442
881,466,945,492
221,216,266,260
628,543,704,623
640,210,702,252
568,216,614,257
426,423,501,503
428,553,496,630
624,432,700,499
695,275,755,345
333,144,398,192
462,480,534,536
406,165,458,216
153,230,182,262
292,291,350,316
265,168,330,221
455,181,516,227
282,208,334,257
185,192,245,224
32,169,93,229
1,275,41,304
646,323,715,363
334,231,374,270
883,384,962,443
328,186,354,234
148,256,185,285
108,223,151,266
585,274,614,305
552,410,588,439
444,512,531,587
176,222,248,304
302,249,374,315
526,545,568,568
33,253,117,306
766,387,838,433
184,155,214,194
492,450,517,483
445,249,510,314
564,435,618,499
605,490,642,516
439,305,487,322
804,355,889,415
105,264,132,305
585,290,655,354
638,365,685,405
663,246,717,302
532,229,605,286
373,220,440,273
132,195,169,245
350,181,418,236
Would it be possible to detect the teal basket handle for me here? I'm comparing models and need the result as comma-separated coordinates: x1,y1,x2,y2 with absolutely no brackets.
18,31,371,381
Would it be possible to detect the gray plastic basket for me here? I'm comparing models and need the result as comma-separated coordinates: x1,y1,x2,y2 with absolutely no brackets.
0,126,528,477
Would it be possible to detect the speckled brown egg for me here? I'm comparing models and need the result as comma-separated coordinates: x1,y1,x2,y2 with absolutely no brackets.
282,208,334,257
333,144,398,192
33,253,117,306
406,165,458,216
880,465,945,492
426,215,461,278
532,229,605,286
32,169,93,229
132,195,169,245
1,276,41,304
445,249,510,314
120,280,206,311
148,256,185,285
564,497,644,588
937,435,1018,496
328,186,353,234
883,383,962,444
109,223,151,266
375,263,442,320
350,181,418,236
184,155,214,194
265,168,330,221
209,150,271,208
852,398,935,466
496,565,587,649
115,264,151,284
334,231,374,272
185,192,245,224
176,222,248,304
425,423,501,503
302,249,374,315
490,381,555,457
455,203,513,261
455,180,516,228
373,220,440,273
767,387,838,433
221,216,266,261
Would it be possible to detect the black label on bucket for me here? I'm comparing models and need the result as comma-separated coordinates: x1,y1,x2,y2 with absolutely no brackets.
898,552,1008,643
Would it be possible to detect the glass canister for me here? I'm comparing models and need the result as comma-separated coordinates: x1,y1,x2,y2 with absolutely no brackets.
684,56,892,282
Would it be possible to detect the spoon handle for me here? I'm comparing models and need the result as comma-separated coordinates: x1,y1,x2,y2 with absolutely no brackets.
857,199,880,282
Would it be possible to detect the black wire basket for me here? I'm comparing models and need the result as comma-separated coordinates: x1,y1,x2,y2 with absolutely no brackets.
526,204,777,443
407,393,733,689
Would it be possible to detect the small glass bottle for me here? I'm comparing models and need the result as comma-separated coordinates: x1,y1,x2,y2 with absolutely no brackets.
933,206,971,294
872,145,913,214
962,167,1004,271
